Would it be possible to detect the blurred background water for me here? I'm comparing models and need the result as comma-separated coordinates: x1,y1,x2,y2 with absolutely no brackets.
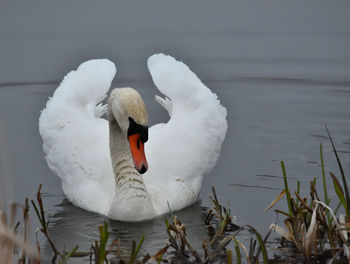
0,0,349,261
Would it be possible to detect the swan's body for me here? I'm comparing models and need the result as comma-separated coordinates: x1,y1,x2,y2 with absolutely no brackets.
39,54,227,221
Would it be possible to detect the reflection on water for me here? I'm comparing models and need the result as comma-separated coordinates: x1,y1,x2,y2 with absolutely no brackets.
42,198,208,262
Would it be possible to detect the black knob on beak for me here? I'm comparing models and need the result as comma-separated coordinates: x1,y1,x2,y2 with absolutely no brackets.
139,164,147,174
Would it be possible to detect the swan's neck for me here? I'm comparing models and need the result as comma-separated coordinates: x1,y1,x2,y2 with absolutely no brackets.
109,120,146,196
108,120,155,220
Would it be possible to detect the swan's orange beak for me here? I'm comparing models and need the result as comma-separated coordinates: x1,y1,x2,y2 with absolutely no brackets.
128,134,148,174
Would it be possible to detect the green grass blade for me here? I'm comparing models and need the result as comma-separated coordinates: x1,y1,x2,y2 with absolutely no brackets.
330,173,350,219
246,225,269,264
296,180,300,207
281,161,292,215
167,201,175,219
64,245,79,259
98,221,110,264
129,235,145,264
320,142,332,224
227,249,233,264
129,240,137,264
157,252,164,264
134,235,145,260
232,236,242,264
326,125,350,213
320,143,329,205
333,201,342,216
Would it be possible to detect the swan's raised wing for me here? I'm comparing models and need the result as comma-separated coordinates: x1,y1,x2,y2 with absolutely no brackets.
39,60,116,194
145,54,227,212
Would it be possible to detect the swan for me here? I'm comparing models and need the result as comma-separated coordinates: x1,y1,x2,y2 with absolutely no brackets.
39,53,227,221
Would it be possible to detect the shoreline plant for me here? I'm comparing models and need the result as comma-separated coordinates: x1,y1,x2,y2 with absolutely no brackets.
267,126,350,263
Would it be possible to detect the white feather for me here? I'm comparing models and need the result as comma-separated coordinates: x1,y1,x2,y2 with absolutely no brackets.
145,53,227,213
155,95,172,116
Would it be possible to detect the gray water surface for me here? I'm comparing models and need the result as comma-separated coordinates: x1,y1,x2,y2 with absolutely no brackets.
1,0,350,261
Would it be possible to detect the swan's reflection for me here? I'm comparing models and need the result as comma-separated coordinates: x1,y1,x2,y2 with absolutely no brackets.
42,198,208,262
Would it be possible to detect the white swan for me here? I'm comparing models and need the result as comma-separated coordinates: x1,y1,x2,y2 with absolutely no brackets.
39,53,227,221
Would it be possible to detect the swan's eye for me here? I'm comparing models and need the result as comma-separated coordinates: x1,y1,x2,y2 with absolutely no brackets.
140,128,148,143
127,117,148,143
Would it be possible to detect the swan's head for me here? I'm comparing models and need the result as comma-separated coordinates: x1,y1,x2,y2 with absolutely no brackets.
107,88,148,174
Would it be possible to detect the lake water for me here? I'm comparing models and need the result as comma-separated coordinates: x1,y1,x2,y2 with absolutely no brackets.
0,0,349,262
